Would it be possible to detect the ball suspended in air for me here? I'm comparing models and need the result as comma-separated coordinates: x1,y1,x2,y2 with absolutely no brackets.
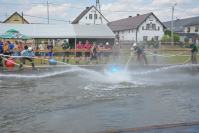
49,58,57,65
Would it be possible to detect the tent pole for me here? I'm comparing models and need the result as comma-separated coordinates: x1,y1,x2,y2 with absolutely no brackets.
75,38,77,63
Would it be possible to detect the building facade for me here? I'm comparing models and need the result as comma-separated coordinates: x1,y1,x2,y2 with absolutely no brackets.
108,13,165,42
72,6,109,25
163,16,199,33
184,22,199,34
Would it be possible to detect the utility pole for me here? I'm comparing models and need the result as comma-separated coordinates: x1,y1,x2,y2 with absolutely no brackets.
95,0,103,24
171,3,177,47
47,0,49,24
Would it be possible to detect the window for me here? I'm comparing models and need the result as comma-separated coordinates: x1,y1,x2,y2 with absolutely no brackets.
149,16,153,21
94,14,97,19
142,26,144,30
158,26,160,31
86,17,87,19
146,24,150,30
89,14,92,19
152,24,156,30
143,36,148,41
195,26,199,32
154,36,159,41
187,27,190,32
150,22,153,30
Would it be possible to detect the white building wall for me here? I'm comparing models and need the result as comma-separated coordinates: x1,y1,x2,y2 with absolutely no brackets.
114,14,164,42
117,29,136,41
184,25,199,34
137,15,164,41
78,7,108,25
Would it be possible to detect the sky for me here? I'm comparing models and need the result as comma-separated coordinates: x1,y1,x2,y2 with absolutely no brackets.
0,0,198,24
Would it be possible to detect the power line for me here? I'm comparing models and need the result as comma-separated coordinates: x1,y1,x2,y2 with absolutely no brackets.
0,2,181,13
23,14,70,23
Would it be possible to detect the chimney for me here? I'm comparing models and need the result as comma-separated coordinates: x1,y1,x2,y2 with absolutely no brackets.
137,14,140,16
129,16,132,18
86,7,89,9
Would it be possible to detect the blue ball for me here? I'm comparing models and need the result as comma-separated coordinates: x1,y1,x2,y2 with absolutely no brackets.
49,59,57,65
108,65,122,73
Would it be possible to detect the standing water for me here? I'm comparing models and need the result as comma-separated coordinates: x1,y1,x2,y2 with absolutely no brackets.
0,63,199,133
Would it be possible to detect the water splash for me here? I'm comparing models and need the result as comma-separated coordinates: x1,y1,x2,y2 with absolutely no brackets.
131,64,199,75
0,67,79,78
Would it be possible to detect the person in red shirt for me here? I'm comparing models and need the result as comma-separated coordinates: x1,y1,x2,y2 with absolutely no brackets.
76,41,83,64
84,40,92,63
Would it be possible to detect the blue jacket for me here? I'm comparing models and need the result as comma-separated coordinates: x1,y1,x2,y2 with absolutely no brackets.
21,50,35,57
0,42,3,54
9,43,15,50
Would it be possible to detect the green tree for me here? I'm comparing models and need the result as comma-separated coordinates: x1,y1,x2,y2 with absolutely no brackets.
161,35,171,42
164,30,180,42
173,33,180,42
164,30,171,36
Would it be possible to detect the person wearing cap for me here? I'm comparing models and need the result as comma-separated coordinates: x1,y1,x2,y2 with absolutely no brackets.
19,46,35,70
190,40,198,64
133,43,148,65
62,39,70,63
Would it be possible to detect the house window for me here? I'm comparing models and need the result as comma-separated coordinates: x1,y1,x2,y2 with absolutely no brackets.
146,24,150,30
150,22,153,30
187,27,190,32
152,24,156,30
94,14,97,19
154,36,159,41
142,26,144,30
195,26,199,32
158,26,160,31
149,16,153,21
86,17,87,19
143,36,148,41
89,14,92,19
129,30,131,33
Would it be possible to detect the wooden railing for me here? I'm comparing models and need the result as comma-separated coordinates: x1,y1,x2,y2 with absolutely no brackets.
34,48,113,53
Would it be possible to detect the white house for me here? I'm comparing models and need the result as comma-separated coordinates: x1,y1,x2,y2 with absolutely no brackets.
184,22,199,34
72,6,109,25
108,12,165,42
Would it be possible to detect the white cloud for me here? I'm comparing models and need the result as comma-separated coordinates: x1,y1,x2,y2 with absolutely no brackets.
24,3,71,23
101,0,147,21
151,0,193,6
3,0,196,23
26,3,71,17
100,0,198,22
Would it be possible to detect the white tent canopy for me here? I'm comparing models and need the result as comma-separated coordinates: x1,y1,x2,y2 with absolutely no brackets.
0,24,115,39
73,24,115,39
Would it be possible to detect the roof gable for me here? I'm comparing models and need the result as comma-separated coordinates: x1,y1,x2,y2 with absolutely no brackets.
3,12,29,24
163,16,199,32
108,13,152,31
72,6,109,24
